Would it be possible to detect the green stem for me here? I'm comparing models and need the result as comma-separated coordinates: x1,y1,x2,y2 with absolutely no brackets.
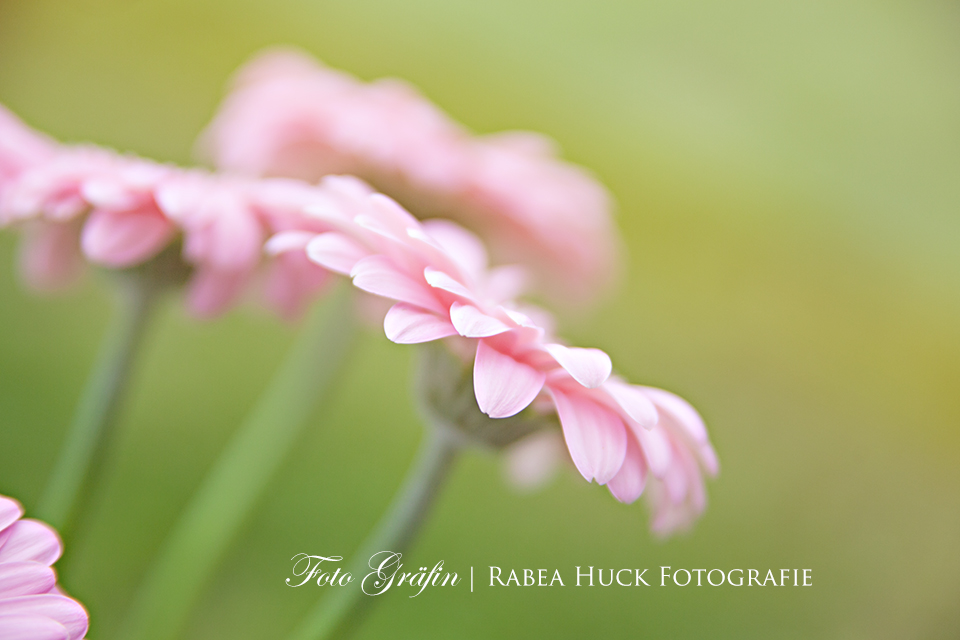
119,285,356,640
286,424,460,640
37,272,159,536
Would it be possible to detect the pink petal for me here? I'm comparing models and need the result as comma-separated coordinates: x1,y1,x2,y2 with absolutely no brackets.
662,442,690,505
544,344,612,389
261,250,331,321
17,221,85,292
80,207,175,267
263,231,316,256
154,177,205,222
0,615,68,640
698,442,721,477
404,227,474,277
502,307,540,329
421,219,488,275
650,493,698,538
550,387,627,484
44,195,88,223
603,379,658,430
0,496,24,533
115,160,168,189
303,201,352,225
355,213,405,243
206,207,264,271
185,268,248,318
80,178,141,210
383,303,457,344
503,430,564,492
686,452,709,512
305,232,368,274
643,387,709,443
449,302,511,338
0,563,57,598
0,521,61,565
607,436,648,503
423,267,476,302
473,339,545,418
0,595,88,640
367,193,420,231
483,265,527,302
350,255,444,313
634,426,673,479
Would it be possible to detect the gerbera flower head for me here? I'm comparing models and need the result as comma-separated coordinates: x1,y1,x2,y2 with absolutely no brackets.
270,180,718,535
200,48,620,305
0,104,350,318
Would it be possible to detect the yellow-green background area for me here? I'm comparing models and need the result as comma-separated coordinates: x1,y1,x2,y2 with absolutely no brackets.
1,1,959,638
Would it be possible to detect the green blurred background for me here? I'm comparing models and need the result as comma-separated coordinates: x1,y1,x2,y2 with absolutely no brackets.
1,0,959,638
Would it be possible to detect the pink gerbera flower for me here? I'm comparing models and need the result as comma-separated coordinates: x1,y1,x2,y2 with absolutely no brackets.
199,48,619,304
0,103,354,318
1,145,179,287
0,495,89,640
269,179,718,534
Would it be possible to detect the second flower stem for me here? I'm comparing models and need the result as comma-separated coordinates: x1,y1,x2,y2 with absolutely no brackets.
287,424,460,640
37,271,159,537
119,285,357,640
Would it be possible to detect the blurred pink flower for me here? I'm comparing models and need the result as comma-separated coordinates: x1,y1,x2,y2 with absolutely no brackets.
199,48,619,304
1,146,178,279
270,181,718,535
0,104,347,318
0,495,89,640
151,173,340,318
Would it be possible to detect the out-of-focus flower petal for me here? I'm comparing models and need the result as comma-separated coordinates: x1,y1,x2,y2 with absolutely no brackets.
421,219,487,276
185,268,249,319
16,221,85,292
205,204,263,271
261,250,331,321
80,207,175,267
607,436,647,504
264,230,316,256
482,265,527,302
80,178,143,211
698,443,721,478
643,387,709,444
603,379,658,430
503,430,565,492
633,426,672,479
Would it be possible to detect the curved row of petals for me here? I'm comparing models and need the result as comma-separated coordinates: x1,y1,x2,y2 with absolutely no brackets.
0,496,88,640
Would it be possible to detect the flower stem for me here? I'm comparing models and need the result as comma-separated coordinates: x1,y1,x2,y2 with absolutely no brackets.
119,285,356,640
287,424,460,640
37,271,159,537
